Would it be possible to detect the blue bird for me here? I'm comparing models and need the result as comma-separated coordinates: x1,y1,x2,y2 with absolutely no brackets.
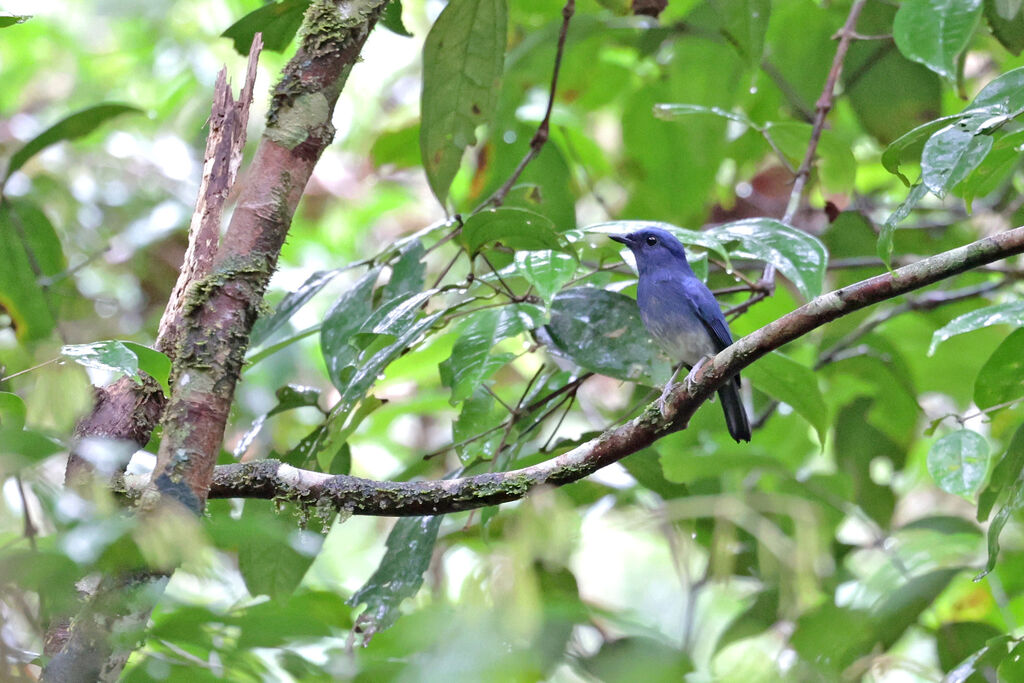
611,227,751,442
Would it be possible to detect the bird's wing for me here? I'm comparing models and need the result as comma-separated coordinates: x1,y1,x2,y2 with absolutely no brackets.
685,280,734,352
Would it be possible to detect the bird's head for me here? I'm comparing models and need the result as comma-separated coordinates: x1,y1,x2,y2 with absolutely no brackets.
610,227,692,276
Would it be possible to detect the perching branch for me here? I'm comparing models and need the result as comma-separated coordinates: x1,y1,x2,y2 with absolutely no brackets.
207,225,1024,515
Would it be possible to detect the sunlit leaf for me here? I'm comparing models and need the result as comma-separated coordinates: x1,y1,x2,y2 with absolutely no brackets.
544,287,671,386
893,0,982,81
744,351,828,444
60,340,170,395
928,301,1024,355
708,218,828,299
927,429,990,498
420,0,507,205
6,104,142,180
348,515,443,639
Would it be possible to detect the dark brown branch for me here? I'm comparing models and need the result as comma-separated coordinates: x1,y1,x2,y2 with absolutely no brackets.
477,0,575,211
62,38,264,488
207,226,1024,514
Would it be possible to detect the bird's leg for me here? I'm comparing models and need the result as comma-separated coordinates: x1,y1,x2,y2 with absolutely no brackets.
658,363,687,419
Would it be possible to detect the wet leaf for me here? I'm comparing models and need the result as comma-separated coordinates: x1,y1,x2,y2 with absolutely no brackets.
544,287,671,386
928,301,1024,355
348,515,443,640
708,218,827,299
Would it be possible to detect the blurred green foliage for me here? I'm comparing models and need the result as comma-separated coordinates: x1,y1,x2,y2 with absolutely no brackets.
2,0,1024,680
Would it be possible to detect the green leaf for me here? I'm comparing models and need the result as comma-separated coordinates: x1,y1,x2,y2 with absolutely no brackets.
936,622,1003,671
998,640,1024,679
708,218,828,299
452,386,507,463
0,200,65,341
763,122,857,194
743,351,828,445
320,268,381,390
0,392,27,430
977,422,1024,522
946,635,1013,681
881,115,963,185
236,501,321,598
5,104,142,180
877,183,929,268
419,0,507,205
120,342,171,396
711,0,770,70
974,328,1024,410
60,340,170,394
921,115,996,197
316,396,384,471
381,0,413,37
927,429,990,498
652,103,756,127
986,0,1024,53
928,301,1024,355
978,472,1024,578
439,303,547,404
221,0,307,54
515,251,577,305
234,385,322,458
0,426,63,461
0,15,30,28
252,270,340,346
544,288,672,386
382,239,426,302
460,207,568,255
348,515,443,639
893,0,983,81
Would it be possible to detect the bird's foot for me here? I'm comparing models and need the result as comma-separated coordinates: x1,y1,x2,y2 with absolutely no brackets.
683,355,714,395
658,381,675,420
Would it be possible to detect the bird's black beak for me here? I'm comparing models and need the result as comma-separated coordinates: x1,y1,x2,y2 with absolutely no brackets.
610,233,632,246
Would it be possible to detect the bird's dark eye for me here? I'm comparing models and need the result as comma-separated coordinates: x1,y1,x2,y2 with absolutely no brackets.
645,235,658,246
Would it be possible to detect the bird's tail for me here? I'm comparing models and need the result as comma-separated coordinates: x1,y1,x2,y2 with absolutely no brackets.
717,378,751,443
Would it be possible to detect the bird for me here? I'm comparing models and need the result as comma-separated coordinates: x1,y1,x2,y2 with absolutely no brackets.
610,227,751,442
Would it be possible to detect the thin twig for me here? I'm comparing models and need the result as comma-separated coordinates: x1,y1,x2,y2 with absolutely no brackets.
765,0,868,294
15,476,36,551
475,0,575,211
